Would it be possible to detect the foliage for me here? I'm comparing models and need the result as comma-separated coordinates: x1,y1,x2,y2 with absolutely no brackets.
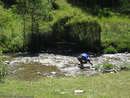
0,0,130,53
65,16,101,51
0,3,23,52
120,62,130,69
94,64,102,70
102,61,114,70
0,0,52,53
42,13,102,52
67,0,130,17
101,17,130,53
120,0,130,15
95,62,115,70
104,45,117,54
0,57,8,80
0,50,2,54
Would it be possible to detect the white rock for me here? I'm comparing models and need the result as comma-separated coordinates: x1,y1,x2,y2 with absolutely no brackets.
90,67,95,71
37,72,41,75
4,61,10,65
75,90,83,95
51,72,56,75
110,72,114,74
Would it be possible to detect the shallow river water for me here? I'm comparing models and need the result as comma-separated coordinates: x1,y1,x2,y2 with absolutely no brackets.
1,52,130,81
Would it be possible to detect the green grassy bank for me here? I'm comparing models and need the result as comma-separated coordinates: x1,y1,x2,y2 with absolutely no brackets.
0,71,130,98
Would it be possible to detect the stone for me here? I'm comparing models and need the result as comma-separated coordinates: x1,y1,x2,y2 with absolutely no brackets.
37,72,41,75
110,72,114,74
125,52,128,54
4,61,10,65
120,66,129,71
90,67,95,71
103,69,118,73
51,72,56,75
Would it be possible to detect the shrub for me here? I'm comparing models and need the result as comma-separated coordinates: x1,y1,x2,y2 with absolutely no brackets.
121,62,130,69
116,39,130,52
94,64,102,70
102,62,114,70
101,19,130,53
104,45,117,54
0,50,2,54
0,57,8,80
50,12,102,52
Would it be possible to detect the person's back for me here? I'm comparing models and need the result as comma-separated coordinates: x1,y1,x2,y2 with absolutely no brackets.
78,53,93,69
81,53,89,61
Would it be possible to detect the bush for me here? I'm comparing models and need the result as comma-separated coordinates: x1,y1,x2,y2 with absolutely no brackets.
116,39,130,52
0,50,2,54
102,62,114,70
104,45,117,54
0,57,8,80
101,19,130,53
121,62,130,69
52,13,101,52
65,16,102,51
94,64,102,70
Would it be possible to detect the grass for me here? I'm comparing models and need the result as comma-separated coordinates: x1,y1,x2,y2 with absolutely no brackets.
0,71,130,98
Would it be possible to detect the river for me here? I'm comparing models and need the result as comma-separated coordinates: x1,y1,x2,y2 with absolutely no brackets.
1,52,130,81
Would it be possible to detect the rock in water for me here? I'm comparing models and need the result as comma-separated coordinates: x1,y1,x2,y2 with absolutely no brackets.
37,72,41,75
4,61,10,65
51,72,56,75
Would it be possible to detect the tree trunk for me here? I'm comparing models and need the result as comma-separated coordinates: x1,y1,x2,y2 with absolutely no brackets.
23,15,26,51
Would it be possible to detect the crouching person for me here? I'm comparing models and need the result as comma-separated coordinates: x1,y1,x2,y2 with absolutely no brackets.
78,53,93,69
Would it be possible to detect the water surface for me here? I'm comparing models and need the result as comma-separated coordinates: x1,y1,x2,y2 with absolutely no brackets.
1,52,130,81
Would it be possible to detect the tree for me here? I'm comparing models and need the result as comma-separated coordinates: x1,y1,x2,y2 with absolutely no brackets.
15,0,52,52
27,0,52,53
14,0,29,51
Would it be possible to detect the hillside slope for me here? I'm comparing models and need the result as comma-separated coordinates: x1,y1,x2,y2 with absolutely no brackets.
0,0,130,53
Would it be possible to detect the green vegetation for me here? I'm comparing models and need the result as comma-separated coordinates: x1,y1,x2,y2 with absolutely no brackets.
94,62,114,70
102,61,114,70
101,17,130,53
50,13,101,51
0,57,8,80
121,62,130,69
104,45,117,54
0,1,130,97
0,0,130,53
0,71,130,98
0,2,23,52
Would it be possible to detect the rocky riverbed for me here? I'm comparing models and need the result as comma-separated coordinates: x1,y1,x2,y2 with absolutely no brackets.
1,52,130,81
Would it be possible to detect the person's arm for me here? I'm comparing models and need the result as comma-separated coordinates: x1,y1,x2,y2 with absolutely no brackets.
87,58,93,66
89,61,93,66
